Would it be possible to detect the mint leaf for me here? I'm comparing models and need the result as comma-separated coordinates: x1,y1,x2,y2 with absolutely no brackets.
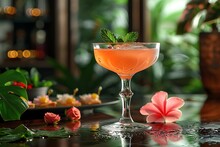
117,36,124,42
100,28,138,43
123,32,138,42
100,28,117,43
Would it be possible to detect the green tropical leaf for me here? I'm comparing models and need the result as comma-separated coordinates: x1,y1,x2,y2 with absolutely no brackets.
0,70,26,86
0,70,28,121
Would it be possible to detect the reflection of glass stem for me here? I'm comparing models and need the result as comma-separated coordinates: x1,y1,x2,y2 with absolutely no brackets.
120,136,132,147
119,79,134,124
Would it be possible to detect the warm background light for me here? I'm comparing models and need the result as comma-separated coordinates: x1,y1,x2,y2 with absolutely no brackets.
26,8,42,17
22,50,31,58
17,50,23,58
7,50,18,58
7,50,38,59
4,6,16,15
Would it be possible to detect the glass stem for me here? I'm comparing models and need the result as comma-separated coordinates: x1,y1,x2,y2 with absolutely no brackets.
119,78,134,124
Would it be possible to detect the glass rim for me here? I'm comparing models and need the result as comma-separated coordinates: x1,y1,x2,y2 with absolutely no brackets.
93,42,160,49
93,42,160,45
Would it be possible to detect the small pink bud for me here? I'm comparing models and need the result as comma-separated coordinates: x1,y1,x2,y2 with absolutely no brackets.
65,107,81,121
44,112,61,125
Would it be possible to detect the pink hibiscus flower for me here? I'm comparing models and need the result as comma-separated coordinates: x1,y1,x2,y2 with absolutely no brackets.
140,91,184,123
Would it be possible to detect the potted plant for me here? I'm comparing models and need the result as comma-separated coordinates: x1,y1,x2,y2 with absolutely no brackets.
15,67,54,100
177,0,220,96
177,0,220,34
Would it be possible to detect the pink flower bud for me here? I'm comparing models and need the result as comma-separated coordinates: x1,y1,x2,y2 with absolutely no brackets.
44,112,61,125
65,107,81,121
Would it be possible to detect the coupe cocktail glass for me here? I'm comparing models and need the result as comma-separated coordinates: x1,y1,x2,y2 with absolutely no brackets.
93,42,160,132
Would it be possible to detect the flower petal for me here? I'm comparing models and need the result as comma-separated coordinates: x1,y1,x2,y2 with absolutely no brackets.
164,110,182,123
166,97,184,113
140,103,161,115
147,113,165,123
152,91,168,114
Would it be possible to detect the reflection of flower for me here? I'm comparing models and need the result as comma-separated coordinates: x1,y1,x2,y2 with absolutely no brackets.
146,123,182,146
65,107,81,121
40,125,61,131
140,91,184,123
66,121,81,132
44,112,61,125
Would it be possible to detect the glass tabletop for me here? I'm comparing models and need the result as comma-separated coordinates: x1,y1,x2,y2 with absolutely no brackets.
1,119,220,147
1,94,220,146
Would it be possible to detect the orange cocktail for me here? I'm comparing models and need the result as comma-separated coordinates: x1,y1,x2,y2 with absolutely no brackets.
93,42,160,132
94,44,159,79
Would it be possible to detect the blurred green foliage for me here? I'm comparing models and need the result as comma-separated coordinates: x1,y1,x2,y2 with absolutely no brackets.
50,0,204,96
139,0,205,94
49,0,128,96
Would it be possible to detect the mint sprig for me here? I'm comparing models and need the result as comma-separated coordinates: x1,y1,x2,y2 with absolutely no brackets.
100,28,117,43
100,28,138,43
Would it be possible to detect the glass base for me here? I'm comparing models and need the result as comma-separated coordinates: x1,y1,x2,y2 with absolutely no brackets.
101,122,151,133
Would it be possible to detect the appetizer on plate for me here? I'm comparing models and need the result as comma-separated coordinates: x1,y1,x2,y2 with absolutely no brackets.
56,93,81,107
80,93,101,105
56,88,81,107
33,95,57,108
26,87,103,108
79,87,102,105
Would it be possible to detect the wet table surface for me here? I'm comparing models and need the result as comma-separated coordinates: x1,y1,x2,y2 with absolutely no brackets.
1,94,220,147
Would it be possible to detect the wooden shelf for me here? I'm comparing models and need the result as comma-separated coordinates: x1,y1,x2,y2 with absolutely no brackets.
0,59,51,69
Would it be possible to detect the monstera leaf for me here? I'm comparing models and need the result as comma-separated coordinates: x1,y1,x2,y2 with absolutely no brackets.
0,70,28,121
